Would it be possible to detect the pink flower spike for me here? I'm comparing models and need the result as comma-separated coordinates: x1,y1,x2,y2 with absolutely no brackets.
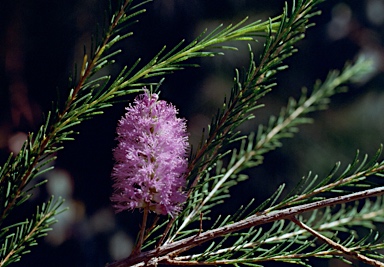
111,91,189,216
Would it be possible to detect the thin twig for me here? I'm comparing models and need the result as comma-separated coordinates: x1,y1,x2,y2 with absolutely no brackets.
131,207,149,256
290,216,384,267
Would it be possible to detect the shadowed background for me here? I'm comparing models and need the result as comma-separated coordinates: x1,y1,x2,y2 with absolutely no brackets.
1,0,384,266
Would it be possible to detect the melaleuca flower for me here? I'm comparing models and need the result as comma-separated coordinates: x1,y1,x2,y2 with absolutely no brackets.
111,92,189,216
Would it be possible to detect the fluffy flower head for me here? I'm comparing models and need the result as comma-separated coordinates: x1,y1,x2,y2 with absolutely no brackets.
111,92,189,216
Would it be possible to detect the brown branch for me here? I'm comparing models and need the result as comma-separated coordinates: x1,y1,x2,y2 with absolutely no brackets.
107,186,384,267
290,216,384,267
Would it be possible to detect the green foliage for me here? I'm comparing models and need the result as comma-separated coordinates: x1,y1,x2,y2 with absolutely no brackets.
1,0,384,266
0,197,65,266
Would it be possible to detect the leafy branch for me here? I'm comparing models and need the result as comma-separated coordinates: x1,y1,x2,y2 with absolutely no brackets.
0,198,65,267
185,0,323,192
107,184,384,267
0,0,143,225
269,145,384,212
171,197,384,264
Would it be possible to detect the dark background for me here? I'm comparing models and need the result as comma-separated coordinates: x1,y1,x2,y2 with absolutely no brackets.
1,0,384,266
